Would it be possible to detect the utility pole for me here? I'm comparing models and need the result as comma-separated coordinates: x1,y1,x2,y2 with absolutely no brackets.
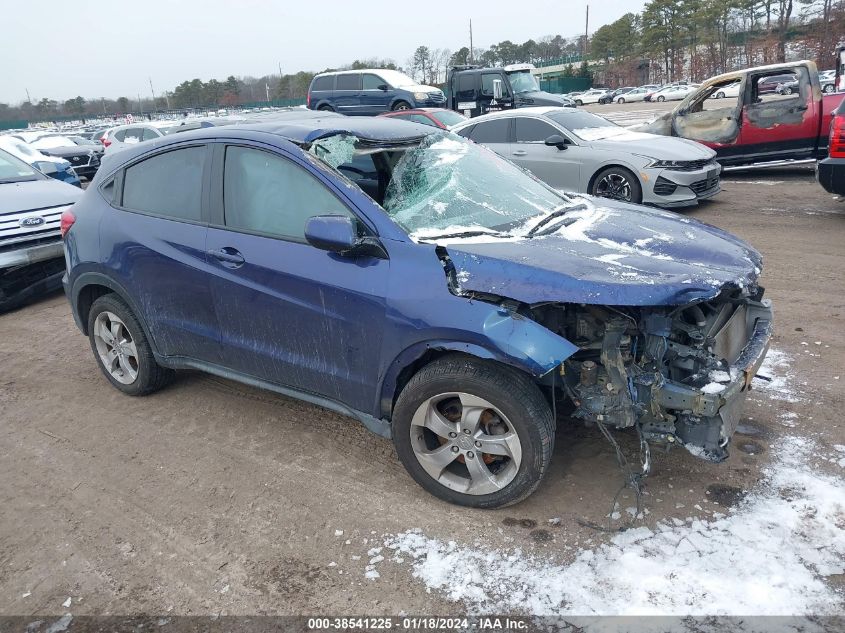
138,93,142,115
584,4,589,57
469,19,474,63
149,77,157,111
265,82,270,103
25,88,32,104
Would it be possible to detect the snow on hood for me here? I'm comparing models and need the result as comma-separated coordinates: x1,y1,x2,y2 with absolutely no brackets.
439,198,761,306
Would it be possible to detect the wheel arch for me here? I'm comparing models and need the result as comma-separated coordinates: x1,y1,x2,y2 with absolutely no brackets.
71,273,158,354
587,161,642,193
378,331,577,420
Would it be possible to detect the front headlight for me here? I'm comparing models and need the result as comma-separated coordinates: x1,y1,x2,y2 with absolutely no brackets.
413,92,428,100
646,159,684,169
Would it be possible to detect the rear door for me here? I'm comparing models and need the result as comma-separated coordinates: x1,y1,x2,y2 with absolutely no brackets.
465,118,513,158
103,144,220,362
510,116,580,190
736,66,819,161
204,142,389,411
334,73,363,115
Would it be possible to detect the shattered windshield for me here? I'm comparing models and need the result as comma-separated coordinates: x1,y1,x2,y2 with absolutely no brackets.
507,71,541,93
382,132,574,237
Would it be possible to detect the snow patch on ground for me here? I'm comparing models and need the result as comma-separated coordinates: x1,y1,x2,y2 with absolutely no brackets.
377,435,845,617
755,348,800,402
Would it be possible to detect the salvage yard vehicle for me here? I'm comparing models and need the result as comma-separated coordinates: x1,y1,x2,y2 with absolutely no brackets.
616,87,649,103
63,117,772,508
307,69,446,114
453,107,720,207
0,136,81,187
636,61,845,166
0,147,83,311
445,63,575,118
30,135,103,181
817,99,844,195
378,107,468,130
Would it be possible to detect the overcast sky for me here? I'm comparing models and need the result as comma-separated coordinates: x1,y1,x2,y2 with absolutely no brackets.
2,0,647,104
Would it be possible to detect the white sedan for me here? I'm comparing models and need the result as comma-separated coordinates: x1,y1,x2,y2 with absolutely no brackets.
573,89,613,105
710,81,740,99
652,85,697,102
616,87,650,103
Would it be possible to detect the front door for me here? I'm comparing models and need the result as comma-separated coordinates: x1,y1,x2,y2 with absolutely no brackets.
205,143,389,412
360,73,392,115
509,116,581,191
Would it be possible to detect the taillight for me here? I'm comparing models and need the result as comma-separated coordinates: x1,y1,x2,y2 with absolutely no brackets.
101,137,111,148
307,90,311,108
60,208,76,238
830,114,845,158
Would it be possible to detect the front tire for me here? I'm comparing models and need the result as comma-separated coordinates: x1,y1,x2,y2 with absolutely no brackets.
392,101,411,111
392,355,554,509
575,99,583,106
87,294,173,396
657,95,666,102
823,84,834,94
591,166,643,204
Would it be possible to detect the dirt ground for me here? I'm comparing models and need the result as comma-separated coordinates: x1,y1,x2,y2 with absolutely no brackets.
1,160,844,620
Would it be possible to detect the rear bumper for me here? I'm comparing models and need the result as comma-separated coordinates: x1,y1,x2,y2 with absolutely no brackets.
817,157,845,195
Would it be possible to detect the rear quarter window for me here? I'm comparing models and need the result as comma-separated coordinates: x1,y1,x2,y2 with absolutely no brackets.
121,146,206,222
312,75,333,91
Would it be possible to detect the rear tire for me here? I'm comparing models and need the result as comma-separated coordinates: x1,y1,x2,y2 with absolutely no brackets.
318,104,334,111
783,87,793,95
392,355,554,509
823,84,834,94
87,293,173,396
715,91,725,99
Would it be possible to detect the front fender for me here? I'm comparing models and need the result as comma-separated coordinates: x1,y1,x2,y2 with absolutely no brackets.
377,309,578,418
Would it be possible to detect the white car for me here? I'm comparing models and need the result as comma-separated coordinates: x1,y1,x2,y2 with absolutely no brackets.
710,81,740,99
616,87,649,103
652,85,697,102
102,121,175,154
573,89,613,105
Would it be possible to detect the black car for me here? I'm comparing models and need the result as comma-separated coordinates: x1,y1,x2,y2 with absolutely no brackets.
817,100,845,195
32,135,103,181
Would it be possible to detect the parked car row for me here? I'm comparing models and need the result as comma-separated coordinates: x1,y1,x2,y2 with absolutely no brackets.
564,82,699,105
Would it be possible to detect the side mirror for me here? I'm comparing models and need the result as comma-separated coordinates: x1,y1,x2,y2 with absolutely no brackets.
304,215,387,259
492,79,504,100
378,84,389,91
544,135,569,150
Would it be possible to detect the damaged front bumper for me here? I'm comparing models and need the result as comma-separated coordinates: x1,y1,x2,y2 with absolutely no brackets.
565,291,773,462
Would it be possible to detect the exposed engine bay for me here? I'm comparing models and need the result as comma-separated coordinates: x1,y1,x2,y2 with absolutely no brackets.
446,257,773,461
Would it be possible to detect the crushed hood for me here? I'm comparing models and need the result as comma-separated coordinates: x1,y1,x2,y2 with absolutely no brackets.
441,199,762,306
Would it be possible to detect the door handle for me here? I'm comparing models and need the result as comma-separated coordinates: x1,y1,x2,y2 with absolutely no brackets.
512,150,527,156
794,105,809,112
207,248,245,266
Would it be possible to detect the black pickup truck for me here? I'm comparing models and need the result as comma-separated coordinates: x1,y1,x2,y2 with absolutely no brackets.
445,63,575,118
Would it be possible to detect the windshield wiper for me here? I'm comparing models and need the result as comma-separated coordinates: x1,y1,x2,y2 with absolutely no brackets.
419,229,504,241
526,203,586,237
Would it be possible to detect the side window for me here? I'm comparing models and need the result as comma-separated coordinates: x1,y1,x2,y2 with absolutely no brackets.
456,74,476,100
362,74,385,90
481,73,510,97
312,75,333,91
336,74,362,91
409,114,437,127
223,146,353,241
113,130,127,142
123,128,143,144
142,127,160,141
514,118,559,143
122,146,206,222
469,119,511,144
455,124,475,139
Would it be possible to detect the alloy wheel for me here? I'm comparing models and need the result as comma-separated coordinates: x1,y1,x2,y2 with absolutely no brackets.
92,311,139,385
596,172,633,202
409,392,522,495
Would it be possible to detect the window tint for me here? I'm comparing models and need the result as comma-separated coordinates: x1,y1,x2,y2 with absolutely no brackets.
362,74,385,90
469,119,511,144
481,73,510,97
336,73,362,91
455,124,475,139
123,128,143,144
514,118,559,143
142,127,160,141
223,146,353,240
113,130,126,142
408,114,437,127
122,146,206,221
312,75,333,91
456,74,476,100
100,179,115,203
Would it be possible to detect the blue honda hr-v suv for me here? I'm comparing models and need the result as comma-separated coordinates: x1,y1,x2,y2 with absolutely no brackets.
62,117,773,508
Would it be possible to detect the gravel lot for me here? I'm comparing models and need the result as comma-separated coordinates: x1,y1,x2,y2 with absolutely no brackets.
2,109,844,620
